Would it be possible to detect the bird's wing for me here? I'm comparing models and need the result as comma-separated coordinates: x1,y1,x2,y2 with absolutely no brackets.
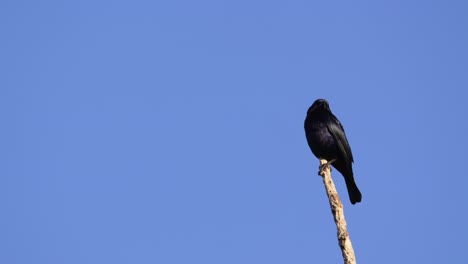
327,117,354,163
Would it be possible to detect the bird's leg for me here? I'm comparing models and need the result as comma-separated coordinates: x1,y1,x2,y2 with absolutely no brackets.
318,159,336,176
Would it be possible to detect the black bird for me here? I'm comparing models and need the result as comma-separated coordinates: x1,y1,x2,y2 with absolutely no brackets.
304,99,362,204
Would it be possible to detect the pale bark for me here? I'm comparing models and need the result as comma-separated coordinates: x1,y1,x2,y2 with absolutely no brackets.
319,159,356,264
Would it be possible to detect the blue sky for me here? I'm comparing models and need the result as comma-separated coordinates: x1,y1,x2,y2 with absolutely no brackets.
2,1,468,263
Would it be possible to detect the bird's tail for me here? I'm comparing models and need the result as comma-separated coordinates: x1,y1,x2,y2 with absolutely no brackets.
345,177,362,205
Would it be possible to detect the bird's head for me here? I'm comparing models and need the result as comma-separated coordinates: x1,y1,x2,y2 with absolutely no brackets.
307,99,331,115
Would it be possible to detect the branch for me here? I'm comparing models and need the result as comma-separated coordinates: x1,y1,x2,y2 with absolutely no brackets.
319,159,356,264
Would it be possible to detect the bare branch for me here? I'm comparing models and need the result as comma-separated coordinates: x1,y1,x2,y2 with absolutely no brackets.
319,159,357,264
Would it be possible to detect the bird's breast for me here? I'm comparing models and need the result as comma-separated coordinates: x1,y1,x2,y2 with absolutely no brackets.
306,122,337,160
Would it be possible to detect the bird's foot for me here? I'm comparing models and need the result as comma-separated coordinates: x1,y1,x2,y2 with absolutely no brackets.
318,159,336,176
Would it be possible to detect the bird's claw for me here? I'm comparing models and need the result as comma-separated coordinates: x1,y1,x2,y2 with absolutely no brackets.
318,159,336,176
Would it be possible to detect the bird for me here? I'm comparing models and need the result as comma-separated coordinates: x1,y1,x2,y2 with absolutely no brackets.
304,99,362,204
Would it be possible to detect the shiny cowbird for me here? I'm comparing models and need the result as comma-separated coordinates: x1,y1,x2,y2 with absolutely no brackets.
304,99,362,204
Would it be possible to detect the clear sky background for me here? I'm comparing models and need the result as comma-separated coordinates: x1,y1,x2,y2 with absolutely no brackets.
2,1,468,263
